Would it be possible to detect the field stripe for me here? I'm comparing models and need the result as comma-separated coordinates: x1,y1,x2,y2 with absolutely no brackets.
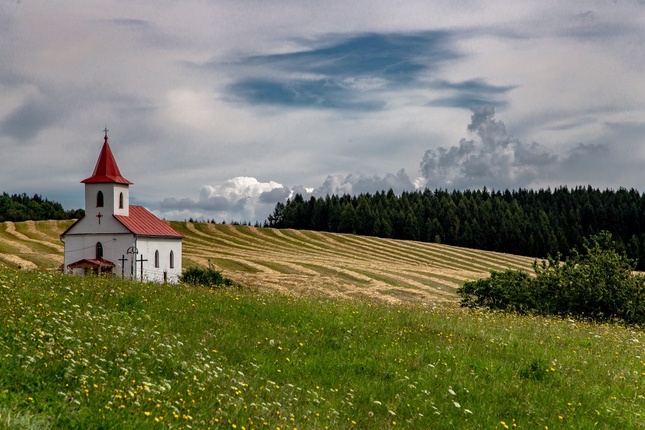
0,252,38,269
0,223,33,254
0,220,543,305
18,221,65,251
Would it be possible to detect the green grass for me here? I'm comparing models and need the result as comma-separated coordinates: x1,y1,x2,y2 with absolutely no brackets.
1,267,644,429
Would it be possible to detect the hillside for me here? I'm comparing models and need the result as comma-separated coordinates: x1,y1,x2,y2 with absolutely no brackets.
1,265,644,429
0,220,537,303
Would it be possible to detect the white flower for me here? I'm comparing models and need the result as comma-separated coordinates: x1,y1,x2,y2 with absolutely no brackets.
453,401,461,408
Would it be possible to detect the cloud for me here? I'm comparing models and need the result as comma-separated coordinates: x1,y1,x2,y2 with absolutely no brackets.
0,98,61,140
156,170,418,223
428,79,516,108
160,177,288,222
420,105,557,189
313,170,415,196
219,31,519,112
220,31,463,110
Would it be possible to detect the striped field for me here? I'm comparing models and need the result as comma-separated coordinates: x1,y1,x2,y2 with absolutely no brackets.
0,220,537,303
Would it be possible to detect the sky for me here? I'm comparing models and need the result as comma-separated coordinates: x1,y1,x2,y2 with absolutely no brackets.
1,1,645,223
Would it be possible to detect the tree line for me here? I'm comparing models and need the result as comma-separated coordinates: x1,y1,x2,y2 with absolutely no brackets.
0,192,84,222
266,186,645,270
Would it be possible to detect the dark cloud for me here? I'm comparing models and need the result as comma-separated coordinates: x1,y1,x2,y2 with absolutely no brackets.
420,106,557,189
259,187,291,203
428,79,515,108
245,32,455,79
221,31,463,110
428,95,509,109
228,78,386,110
0,99,60,140
433,79,516,94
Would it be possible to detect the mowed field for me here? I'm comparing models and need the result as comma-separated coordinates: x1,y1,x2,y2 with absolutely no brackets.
0,219,537,303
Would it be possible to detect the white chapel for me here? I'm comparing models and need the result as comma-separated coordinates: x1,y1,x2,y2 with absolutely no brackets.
61,131,184,283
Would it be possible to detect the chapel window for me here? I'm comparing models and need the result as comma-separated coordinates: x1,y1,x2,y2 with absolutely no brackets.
154,250,160,268
97,191,104,207
169,250,174,269
96,242,103,260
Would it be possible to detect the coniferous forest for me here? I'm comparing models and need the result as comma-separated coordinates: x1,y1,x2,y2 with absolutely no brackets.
266,186,645,270
0,192,84,222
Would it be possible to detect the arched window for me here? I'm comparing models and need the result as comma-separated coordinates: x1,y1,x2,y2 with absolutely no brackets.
119,192,124,209
169,250,174,269
96,242,103,260
154,250,160,268
97,191,104,207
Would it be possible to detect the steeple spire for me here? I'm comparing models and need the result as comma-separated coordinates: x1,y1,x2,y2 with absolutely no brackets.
81,130,133,184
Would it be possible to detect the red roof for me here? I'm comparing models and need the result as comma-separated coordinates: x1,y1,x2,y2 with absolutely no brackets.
67,258,115,269
114,205,184,238
81,134,133,184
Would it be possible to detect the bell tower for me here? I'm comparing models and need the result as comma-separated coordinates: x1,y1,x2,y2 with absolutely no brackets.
81,129,133,224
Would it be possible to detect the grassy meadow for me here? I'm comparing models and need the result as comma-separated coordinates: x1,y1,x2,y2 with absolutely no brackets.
0,220,644,429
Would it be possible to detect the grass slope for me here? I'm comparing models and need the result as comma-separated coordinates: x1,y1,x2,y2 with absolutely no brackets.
0,220,536,304
1,268,644,429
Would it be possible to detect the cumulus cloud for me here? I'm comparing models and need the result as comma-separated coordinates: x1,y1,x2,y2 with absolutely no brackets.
154,105,638,223
160,177,288,222
156,170,418,222
313,170,415,196
420,106,557,190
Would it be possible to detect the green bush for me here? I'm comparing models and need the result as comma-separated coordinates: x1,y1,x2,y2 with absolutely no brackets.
458,232,645,324
180,266,234,288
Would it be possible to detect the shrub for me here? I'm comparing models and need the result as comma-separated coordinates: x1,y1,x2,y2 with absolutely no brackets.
458,232,645,324
180,266,234,288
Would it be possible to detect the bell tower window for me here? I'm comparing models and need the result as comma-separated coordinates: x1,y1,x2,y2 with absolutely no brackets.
97,191,104,207
96,242,103,260
119,192,124,209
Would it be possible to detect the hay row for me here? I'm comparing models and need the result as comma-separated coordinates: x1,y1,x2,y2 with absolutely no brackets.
0,220,539,304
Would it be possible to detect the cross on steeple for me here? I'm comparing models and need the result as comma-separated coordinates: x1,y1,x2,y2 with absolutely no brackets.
103,127,108,142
